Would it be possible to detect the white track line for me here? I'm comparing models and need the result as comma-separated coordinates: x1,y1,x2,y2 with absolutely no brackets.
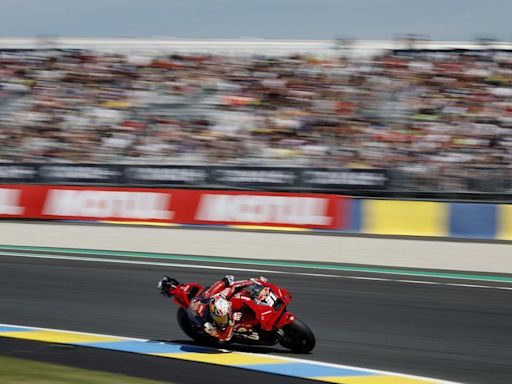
0,323,461,384
2,251,512,291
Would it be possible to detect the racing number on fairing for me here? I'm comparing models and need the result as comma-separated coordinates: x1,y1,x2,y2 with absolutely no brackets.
256,286,278,307
264,292,278,306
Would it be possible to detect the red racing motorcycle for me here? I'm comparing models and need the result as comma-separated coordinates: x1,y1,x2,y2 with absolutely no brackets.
159,277,316,353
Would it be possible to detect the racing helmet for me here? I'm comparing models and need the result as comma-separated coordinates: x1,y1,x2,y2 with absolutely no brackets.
209,295,231,328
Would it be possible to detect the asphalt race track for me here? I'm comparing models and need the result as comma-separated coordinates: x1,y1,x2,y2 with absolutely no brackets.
1,247,512,384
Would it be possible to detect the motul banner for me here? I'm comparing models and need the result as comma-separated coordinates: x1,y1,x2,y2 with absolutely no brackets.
0,185,179,222
0,185,345,229
41,188,175,220
0,188,24,215
192,191,341,227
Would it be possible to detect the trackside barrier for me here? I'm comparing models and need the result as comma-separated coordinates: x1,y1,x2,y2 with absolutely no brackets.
0,185,343,230
352,199,511,240
0,185,511,240
499,204,512,240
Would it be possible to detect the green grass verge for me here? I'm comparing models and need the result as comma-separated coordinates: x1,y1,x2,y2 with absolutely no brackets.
0,356,172,384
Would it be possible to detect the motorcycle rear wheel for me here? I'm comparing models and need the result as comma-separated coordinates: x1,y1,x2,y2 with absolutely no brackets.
176,308,217,345
279,318,316,353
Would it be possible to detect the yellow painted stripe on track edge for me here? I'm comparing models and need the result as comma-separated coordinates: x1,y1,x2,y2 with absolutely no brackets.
229,225,309,232
0,323,458,384
99,221,179,227
99,222,307,231
313,375,442,384
0,330,121,344
152,351,282,365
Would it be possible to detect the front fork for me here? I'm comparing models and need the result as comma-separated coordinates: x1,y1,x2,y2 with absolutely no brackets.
275,311,295,329
275,312,295,345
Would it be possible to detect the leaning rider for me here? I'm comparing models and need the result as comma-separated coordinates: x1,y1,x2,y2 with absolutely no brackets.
158,275,267,342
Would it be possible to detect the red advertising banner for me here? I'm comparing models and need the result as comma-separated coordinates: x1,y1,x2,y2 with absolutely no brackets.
0,185,345,229
187,190,344,229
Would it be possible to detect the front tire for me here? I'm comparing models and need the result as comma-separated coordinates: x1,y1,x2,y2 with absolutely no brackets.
279,318,315,353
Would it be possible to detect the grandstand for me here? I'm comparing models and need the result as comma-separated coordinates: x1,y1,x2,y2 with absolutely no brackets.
0,38,511,193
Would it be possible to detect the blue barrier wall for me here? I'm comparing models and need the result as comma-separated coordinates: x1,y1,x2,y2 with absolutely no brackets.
449,203,497,239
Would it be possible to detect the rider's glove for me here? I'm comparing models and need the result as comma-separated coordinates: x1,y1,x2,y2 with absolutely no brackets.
231,312,242,322
223,275,235,286
250,276,268,284
204,322,216,335
157,276,178,297
157,276,168,289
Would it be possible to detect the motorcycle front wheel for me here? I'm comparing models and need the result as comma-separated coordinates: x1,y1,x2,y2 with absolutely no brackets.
279,318,316,353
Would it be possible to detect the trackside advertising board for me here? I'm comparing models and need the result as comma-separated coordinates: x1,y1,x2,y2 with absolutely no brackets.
0,186,345,229
0,163,389,191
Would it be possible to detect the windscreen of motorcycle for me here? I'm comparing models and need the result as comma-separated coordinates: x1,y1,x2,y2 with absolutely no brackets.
243,284,279,307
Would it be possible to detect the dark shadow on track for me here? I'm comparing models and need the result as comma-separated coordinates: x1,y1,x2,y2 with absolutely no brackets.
152,338,299,355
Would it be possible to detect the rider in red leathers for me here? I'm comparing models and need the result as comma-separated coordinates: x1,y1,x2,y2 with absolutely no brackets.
158,275,268,342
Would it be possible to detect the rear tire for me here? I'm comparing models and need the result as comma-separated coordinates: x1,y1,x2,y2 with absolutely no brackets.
176,308,197,340
176,308,217,345
279,318,315,353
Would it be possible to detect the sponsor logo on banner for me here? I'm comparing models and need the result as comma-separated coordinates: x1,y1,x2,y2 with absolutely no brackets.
0,188,24,215
195,194,331,225
0,165,37,180
39,165,119,180
125,166,208,183
213,169,296,184
301,170,387,186
42,190,174,219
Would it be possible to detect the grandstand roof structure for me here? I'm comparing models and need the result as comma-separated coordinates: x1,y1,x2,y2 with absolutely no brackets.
1,37,512,58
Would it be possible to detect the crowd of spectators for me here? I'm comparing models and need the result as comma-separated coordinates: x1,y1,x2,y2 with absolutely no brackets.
0,47,511,191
